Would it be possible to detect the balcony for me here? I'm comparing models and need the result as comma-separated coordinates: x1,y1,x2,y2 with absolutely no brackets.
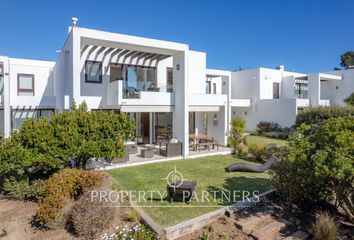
106,80,174,111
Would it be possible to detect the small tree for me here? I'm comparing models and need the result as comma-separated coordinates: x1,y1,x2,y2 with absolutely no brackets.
344,92,354,106
0,102,135,186
228,117,246,151
340,51,354,68
270,117,354,221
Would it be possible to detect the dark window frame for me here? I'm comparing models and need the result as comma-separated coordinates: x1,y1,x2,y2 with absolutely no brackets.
85,60,102,83
206,81,211,94
166,67,173,92
273,82,280,99
213,83,217,94
17,73,35,96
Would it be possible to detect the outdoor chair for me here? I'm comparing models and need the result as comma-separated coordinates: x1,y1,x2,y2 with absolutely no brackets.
159,139,182,157
167,180,196,204
226,156,279,172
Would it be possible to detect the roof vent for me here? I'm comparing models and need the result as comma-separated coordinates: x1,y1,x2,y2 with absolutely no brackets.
71,17,79,26
276,65,284,71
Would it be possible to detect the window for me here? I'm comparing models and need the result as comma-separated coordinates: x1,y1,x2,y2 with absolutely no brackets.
166,68,173,92
273,82,279,99
213,113,218,126
85,61,102,83
110,64,123,82
213,83,217,94
294,82,308,99
205,81,211,94
0,64,3,76
124,65,157,98
18,74,34,96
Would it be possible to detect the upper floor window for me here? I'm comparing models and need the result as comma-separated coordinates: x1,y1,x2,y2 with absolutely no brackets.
294,82,308,99
166,68,173,93
205,81,211,94
85,61,102,83
0,64,3,76
17,74,34,96
273,82,280,99
213,83,217,94
110,64,124,82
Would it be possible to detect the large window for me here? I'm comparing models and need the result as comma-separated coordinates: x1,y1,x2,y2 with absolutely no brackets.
273,82,280,99
17,74,34,96
294,82,308,99
166,68,173,92
154,112,172,142
85,61,102,83
124,65,157,98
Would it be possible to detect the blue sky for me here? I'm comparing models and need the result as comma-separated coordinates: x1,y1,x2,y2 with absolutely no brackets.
0,0,353,73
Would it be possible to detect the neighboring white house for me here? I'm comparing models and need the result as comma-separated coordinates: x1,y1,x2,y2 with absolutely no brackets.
0,19,353,156
231,66,353,131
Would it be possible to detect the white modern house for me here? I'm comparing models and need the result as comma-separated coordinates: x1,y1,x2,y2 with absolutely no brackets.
231,66,354,131
0,18,353,157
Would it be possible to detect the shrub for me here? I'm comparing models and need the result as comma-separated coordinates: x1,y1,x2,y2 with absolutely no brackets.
228,117,246,150
248,143,268,161
270,117,354,221
344,92,354,106
36,169,109,228
311,213,338,240
3,178,29,200
124,208,139,222
235,143,248,158
295,106,354,127
2,178,46,201
257,122,281,134
101,224,156,240
0,102,135,190
71,190,114,239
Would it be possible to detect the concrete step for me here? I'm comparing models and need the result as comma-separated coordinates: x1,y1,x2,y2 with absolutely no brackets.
283,230,310,240
250,218,288,240
235,213,273,234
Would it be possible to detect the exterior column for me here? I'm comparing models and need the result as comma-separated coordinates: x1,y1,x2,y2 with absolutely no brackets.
3,57,11,138
172,51,189,158
308,73,320,106
71,27,81,105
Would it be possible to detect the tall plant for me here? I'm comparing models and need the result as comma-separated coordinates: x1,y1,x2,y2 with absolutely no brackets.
228,117,246,150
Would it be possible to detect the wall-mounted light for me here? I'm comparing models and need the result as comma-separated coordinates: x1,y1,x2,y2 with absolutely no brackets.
176,64,180,70
245,111,247,115
336,86,339,90
223,81,226,85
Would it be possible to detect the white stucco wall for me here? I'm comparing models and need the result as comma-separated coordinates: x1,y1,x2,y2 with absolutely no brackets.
188,50,206,94
8,58,55,108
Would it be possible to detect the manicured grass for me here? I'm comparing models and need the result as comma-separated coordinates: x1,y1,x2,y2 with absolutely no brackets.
246,135,288,147
107,155,272,227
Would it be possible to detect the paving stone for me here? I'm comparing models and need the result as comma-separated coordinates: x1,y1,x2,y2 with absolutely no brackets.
283,230,309,240
250,218,288,240
235,213,272,234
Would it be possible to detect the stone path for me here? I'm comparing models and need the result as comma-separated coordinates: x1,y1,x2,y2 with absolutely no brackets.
235,212,310,240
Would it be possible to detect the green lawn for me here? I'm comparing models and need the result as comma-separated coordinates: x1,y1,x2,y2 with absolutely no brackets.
107,155,272,227
246,135,288,147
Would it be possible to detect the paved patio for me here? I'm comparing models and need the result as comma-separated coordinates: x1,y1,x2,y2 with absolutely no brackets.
94,144,233,170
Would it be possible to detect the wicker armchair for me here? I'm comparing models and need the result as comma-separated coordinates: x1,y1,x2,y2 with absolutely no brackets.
159,140,182,157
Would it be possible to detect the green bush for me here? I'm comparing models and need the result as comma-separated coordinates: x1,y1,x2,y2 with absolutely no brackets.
295,106,354,127
0,102,135,193
257,122,281,134
248,143,268,161
270,117,354,221
71,190,114,239
228,117,246,151
235,143,248,158
311,213,338,240
344,92,354,106
35,169,109,228
124,208,139,222
2,178,46,201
